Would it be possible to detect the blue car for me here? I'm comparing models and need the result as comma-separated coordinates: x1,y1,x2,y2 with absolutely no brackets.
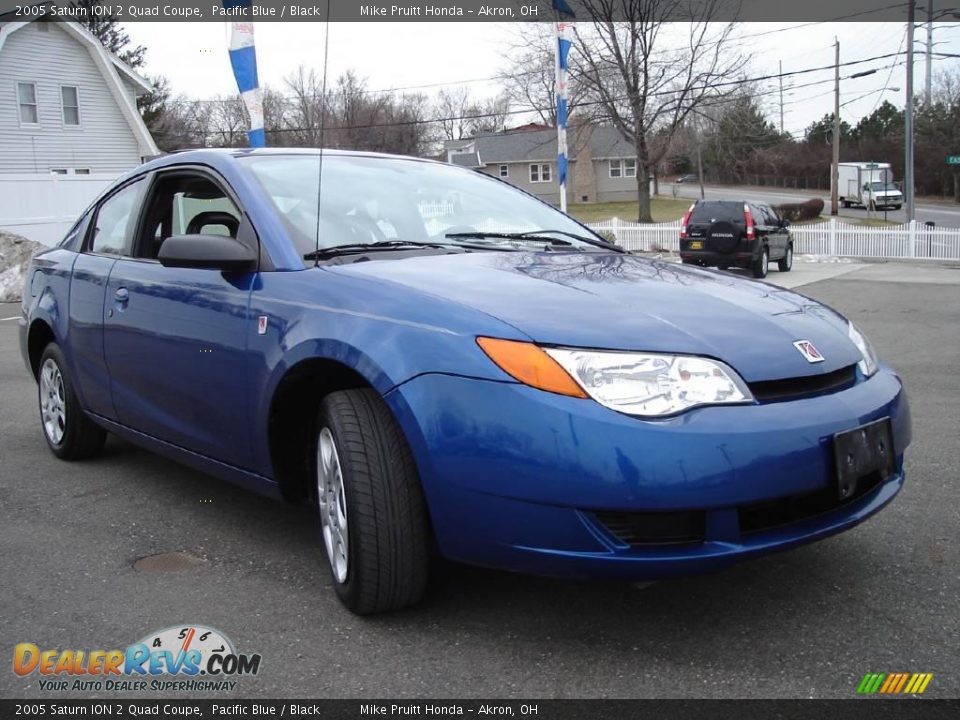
19,149,911,614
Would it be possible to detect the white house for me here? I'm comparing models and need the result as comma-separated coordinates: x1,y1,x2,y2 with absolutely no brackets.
0,17,158,244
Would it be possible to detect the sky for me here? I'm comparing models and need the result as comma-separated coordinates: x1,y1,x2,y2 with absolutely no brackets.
124,21,960,139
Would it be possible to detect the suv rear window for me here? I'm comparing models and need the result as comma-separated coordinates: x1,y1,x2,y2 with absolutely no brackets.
688,201,744,223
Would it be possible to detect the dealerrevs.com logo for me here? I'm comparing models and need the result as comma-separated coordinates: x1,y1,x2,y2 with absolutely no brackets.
13,625,262,692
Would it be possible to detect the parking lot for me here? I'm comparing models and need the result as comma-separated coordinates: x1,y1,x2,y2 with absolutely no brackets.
1,261,958,699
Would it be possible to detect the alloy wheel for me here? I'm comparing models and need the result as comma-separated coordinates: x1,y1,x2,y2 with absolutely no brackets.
317,426,349,583
39,358,66,445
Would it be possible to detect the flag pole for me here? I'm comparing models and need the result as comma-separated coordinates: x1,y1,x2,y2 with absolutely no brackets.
554,17,570,213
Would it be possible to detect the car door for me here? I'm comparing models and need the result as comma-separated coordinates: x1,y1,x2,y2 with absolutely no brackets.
765,205,788,259
68,178,146,419
102,169,259,469
756,204,782,260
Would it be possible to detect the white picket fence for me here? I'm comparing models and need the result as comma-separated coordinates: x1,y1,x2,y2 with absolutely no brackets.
0,173,117,246
587,217,960,261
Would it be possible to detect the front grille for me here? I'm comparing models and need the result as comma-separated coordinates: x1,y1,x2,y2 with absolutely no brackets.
748,365,856,403
594,510,705,547
738,470,884,535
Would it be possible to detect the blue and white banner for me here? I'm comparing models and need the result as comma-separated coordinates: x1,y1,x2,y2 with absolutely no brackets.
224,1,265,148
554,16,574,209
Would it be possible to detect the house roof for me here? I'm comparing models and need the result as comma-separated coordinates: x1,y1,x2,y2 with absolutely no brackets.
449,151,482,169
450,125,636,165
0,16,158,156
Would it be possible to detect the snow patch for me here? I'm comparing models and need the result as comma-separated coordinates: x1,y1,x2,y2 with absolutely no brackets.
0,230,45,303
796,254,854,264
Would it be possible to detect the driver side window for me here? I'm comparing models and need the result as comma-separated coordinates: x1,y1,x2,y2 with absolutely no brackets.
137,173,241,259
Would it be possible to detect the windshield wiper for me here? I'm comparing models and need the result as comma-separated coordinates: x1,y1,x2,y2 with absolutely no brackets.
445,231,574,247
304,240,448,260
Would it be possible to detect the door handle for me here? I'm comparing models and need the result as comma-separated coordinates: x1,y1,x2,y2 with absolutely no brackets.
114,288,129,303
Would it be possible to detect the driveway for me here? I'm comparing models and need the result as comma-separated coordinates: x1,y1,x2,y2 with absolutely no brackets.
1,262,958,699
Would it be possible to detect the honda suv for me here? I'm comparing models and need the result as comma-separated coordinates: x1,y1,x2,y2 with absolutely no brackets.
679,200,792,278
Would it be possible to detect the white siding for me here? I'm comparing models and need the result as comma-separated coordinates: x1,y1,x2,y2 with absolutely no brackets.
0,23,142,175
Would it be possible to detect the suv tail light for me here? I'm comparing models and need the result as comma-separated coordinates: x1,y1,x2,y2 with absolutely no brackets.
743,204,755,240
680,203,695,239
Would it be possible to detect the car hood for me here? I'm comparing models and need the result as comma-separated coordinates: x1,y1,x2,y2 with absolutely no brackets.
330,251,863,382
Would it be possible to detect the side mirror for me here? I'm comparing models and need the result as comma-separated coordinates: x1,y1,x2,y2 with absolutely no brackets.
782,219,791,227
158,234,257,272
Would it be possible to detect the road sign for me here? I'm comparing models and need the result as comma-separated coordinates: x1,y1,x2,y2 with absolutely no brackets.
948,155,960,165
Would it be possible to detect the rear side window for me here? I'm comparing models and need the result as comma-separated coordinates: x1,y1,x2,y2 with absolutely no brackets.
90,180,143,256
688,201,744,224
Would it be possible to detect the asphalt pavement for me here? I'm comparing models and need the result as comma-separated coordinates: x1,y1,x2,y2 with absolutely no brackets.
666,182,960,228
1,262,958,699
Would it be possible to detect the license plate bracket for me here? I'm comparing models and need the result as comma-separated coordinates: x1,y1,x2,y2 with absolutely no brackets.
689,241,704,249
833,418,895,501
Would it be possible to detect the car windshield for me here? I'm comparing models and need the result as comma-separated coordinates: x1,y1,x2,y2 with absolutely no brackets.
239,154,605,257
868,182,896,191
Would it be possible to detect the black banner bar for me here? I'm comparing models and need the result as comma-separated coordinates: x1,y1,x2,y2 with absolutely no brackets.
2,700,960,720
0,0,948,23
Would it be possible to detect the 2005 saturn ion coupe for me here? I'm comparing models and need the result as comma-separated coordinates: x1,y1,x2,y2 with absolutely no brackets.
20,149,911,614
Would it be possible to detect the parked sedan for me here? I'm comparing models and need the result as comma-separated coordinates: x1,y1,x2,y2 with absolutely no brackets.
20,149,911,613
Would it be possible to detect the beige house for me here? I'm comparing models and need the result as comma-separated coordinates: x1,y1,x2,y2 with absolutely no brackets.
444,124,646,206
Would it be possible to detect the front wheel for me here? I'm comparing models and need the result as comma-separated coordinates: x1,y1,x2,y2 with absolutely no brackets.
777,245,793,272
314,388,430,614
37,343,106,460
752,248,769,279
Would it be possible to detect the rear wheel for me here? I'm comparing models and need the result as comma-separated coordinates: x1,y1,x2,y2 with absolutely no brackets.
37,343,106,460
752,248,769,279
314,388,430,614
777,245,793,272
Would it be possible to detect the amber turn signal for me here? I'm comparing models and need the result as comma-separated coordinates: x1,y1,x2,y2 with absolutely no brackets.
476,337,588,399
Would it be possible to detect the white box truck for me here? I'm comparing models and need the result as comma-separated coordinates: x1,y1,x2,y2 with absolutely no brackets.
835,162,903,210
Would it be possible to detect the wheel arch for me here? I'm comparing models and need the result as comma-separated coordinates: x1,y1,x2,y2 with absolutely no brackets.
27,318,57,379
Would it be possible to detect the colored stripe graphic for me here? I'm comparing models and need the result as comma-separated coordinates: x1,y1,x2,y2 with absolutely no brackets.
857,672,932,694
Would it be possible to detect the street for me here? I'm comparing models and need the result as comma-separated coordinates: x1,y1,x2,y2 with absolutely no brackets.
665,183,960,228
1,262,958,699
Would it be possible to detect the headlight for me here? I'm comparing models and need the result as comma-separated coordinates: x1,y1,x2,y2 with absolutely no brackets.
544,348,753,418
848,322,879,377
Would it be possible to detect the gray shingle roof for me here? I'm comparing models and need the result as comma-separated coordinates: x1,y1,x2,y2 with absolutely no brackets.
449,151,482,168
454,125,635,165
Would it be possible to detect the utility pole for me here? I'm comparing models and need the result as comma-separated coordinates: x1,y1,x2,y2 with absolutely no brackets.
831,38,840,216
925,0,933,104
906,1,916,223
779,60,784,134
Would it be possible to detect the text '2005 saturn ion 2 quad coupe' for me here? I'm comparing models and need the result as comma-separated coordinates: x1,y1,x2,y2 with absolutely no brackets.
20,149,911,614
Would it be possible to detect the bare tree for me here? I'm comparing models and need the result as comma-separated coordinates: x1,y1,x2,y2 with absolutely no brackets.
284,65,326,147
435,87,510,140
500,24,587,126
574,0,748,221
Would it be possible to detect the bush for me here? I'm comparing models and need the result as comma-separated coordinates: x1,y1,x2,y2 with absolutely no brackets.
594,230,618,245
775,197,824,222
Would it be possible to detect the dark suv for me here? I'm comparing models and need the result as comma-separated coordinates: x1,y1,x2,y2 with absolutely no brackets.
679,200,792,278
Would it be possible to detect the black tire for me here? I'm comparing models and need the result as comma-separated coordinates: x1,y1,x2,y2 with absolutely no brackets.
777,244,793,272
681,258,695,265
893,205,902,210
751,248,769,279
37,343,106,460
314,388,430,614
718,264,730,271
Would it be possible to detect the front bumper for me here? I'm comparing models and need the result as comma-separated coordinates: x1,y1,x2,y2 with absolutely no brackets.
387,367,910,580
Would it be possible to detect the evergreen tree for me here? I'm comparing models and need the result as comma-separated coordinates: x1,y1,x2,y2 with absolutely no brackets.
70,0,146,69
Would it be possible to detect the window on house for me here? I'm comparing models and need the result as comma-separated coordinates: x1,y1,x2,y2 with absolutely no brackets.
609,159,638,179
50,169,68,175
529,163,551,183
74,168,91,175
17,82,38,124
499,165,509,178
61,86,80,126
